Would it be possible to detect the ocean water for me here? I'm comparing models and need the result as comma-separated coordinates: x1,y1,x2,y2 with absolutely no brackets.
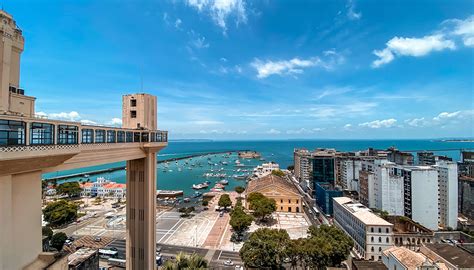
43,139,474,196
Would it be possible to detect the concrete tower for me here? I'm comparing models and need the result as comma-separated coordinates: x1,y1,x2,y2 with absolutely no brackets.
122,93,157,130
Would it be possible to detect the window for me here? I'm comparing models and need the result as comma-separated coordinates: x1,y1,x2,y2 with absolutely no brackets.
95,129,105,143
134,132,141,142
371,247,374,252
386,237,389,243
30,122,54,145
81,129,94,144
57,125,78,144
371,256,374,260
379,237,382,243
281,199,283,203
117,131,125,143
141,132,149,142
371,237,374,242
379,247,382,252
296,199,299,204
280,206,283,210
150,132,156,142
130,110,137,118
386,228,389,233
288,199,291,203
378,228,381,233
0,120,25,146
371,227,374,233
130,99,137,107
107,130,116,143
126,132,133,142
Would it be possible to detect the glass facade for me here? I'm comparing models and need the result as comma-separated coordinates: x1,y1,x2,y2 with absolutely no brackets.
117,131,125,143
82,129,94,144
30,122,54,145
95,129,105,143
57,125,78,144
0,120,25,146
141,132,149,142
311,157,335,183
133,132,141,142
107,130,116,143
126,132,133,142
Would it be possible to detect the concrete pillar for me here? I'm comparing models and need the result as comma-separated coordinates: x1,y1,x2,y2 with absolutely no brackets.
0,171,42,270
126,152,157,270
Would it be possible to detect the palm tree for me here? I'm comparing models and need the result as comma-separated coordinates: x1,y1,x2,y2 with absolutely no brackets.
162,252,208,270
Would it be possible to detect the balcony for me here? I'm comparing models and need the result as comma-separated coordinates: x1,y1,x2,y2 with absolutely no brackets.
0,115,168,175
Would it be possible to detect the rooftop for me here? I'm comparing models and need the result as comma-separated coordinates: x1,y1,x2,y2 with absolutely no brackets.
67,248,98,266
334,197,393,226
247,174,299,195
352,259,388,270
422,243,474,268
383,246,426,269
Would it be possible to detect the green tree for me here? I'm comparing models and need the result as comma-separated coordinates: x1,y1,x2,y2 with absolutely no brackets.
271,169,286,177
306,225,353,268
234,186,245,196
42,200,78,227
240,228,290,268
229,206,253,236
56,181,81,197
201,200,209,206
218,194,232,210
162,252,208,270
42,226,54,241
50,232,67,251
247,192,276,221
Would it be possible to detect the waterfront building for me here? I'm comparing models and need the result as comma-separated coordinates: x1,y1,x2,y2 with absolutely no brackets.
386,147,414,165
0,10,167,269
245,174,302,213
252,162,280,178
417,151,452,166
333,197,394,261
315,182,343,215
80,177,127,199
459,150,474,177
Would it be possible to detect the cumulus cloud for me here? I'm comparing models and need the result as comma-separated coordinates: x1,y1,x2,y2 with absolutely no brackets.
109,118,122,126
372,15,474,67
267,128,281,134
251,58,320,78
36,111,81,121
186,0,247,33
80,119,97,125
405,117,429,127
359,118,397,128
343,124,352,129
372,35,455,67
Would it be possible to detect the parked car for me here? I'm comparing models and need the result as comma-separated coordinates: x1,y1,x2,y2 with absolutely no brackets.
224,259,234,266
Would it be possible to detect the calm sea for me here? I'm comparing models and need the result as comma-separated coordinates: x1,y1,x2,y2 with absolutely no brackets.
43,139,474,196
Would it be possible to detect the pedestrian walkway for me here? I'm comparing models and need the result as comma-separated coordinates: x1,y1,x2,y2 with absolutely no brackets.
203,212,230,249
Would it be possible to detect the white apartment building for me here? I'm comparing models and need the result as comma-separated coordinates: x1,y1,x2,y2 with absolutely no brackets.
80,177,127,199
333,197,394,261
294,149,311,185
340,159,362,191
433,160,458,229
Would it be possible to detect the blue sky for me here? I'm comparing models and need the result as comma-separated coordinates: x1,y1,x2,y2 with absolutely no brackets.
7,0,474,139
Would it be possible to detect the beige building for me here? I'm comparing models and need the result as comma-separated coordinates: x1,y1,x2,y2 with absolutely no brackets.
0,10,167,270
245,174,302,213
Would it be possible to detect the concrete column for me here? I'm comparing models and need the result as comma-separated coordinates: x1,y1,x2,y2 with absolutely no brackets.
126,151,157,270
0,171,42,270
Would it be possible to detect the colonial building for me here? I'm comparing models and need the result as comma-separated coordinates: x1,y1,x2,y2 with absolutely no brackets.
245,174,302,213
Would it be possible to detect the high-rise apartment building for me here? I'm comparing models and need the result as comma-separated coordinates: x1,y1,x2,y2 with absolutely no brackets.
417,151,452,166
433,160,458,229
459,150,474,177
459,176,474,220
386,147,414,165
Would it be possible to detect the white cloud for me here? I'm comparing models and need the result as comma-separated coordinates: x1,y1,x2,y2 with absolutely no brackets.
190,34,210,49
444,16,474,47
359,118,397,128
346,0,361,20
267,128,281,134
80,119,97,125
251,57,322,78
36,111,81,121
372,34,455,67
193,120,223,125
110,118,122,126
405,117,428,127
433,111,462,121
220,57,228,62
175,18,182,29
343,124,352,129
186,0,247,33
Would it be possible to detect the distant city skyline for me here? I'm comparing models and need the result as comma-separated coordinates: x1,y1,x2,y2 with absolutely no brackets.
8,0,474,139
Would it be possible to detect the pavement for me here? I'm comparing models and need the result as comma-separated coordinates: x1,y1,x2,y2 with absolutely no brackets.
105,239,242,268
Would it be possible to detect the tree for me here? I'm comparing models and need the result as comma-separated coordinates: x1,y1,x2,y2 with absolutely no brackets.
42,200,78,227
162,252,208,270
202,200,209,206
240,228,290,268
42,226,54,241
234,186,245,195
218,194,232,210
56,181,81,197
271,169,286,177
306,225,353,268
229,206,253,237
247,192,276,221
287,165,295,171
50,232,67,251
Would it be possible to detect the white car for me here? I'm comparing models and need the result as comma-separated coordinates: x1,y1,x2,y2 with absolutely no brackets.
224,260,234,266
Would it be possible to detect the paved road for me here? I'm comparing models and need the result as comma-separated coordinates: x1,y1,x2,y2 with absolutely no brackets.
105,239,243,268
